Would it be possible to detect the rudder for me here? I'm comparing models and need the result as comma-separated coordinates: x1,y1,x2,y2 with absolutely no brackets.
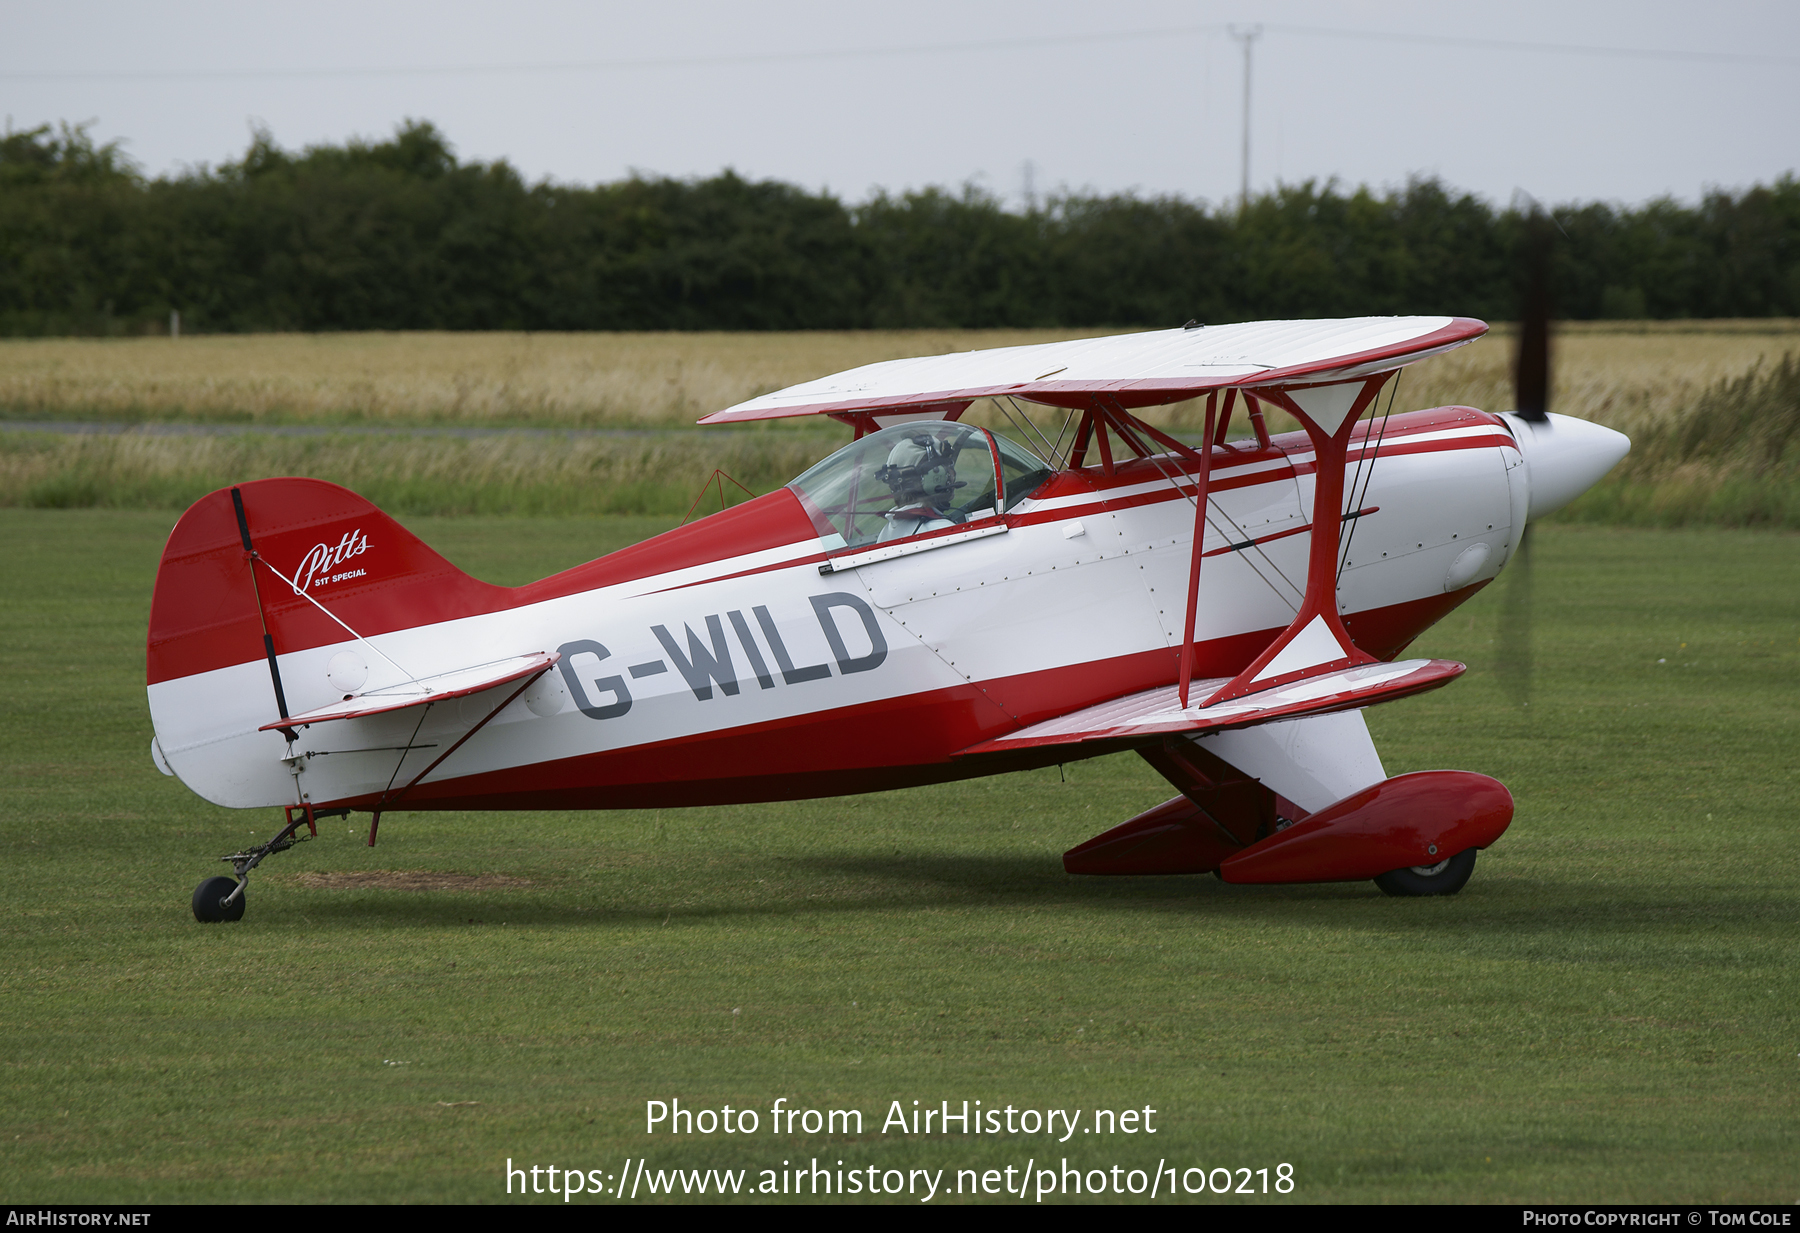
148,478,511,690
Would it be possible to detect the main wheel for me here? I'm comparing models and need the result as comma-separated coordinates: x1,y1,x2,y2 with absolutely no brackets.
1373,848,1478,897
192,875,246,922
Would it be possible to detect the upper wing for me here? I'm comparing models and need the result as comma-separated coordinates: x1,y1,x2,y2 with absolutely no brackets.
700,316,1486,425
955,658,1464,758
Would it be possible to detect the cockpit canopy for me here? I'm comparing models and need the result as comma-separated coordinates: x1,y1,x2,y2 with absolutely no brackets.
787,421,1054,550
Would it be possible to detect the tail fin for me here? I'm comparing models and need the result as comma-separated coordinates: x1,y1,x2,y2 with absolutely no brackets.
148,478,511,688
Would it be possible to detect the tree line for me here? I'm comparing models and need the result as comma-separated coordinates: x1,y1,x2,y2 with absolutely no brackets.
2,120,1796,335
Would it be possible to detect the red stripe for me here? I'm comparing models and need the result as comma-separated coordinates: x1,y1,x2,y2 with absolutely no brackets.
512,489,818,605
1004,407,1513,525
644,549,831,593
310,585,1487,812
1288,434,1518,478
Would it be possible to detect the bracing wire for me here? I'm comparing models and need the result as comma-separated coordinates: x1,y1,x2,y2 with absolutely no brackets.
1338,372,1401,581
377,702,434,806
992,396,1061,465
251,553,417,682
1047,405,1078,465
1100,396,1302,613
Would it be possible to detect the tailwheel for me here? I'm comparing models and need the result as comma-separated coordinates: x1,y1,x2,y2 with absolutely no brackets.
192,875,246,923
1373,848,1478,897
189,803,343,924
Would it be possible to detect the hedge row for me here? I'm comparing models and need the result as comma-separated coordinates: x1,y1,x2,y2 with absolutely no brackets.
3,120,1796,334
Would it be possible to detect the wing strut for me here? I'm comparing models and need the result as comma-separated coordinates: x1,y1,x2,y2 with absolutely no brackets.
1079,383,1390,710
1177,392,1219,707
1201,373,1391,707
1075,396,1222,709
362,660,558,846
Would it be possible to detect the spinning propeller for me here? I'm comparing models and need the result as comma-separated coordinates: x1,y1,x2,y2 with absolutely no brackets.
1498,208,1556,707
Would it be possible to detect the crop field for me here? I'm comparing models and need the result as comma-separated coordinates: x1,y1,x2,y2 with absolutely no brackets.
2,320,1796,431
2,321,1796,527
2,509,1796,1204
0,330,1077,428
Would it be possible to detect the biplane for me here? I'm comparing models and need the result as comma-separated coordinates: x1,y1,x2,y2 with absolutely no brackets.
146,316,1629,921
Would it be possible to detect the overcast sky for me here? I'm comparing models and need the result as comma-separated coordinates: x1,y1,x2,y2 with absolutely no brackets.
5,0,1796,210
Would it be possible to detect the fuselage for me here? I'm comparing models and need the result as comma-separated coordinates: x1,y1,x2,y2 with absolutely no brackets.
148,406,1533,813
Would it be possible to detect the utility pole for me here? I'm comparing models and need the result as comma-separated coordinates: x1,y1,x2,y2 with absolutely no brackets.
1229,24,1262,213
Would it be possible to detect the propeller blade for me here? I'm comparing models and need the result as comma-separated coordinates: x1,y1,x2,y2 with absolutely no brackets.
1498,524,1533,707
1499,203,1555,704
1515,209,1554,424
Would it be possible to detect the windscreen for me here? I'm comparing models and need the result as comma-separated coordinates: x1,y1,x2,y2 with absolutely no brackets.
992,432,1055,512
788,422,1002,550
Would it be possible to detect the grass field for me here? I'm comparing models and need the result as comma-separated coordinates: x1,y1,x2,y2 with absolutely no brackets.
2,511,1796,1203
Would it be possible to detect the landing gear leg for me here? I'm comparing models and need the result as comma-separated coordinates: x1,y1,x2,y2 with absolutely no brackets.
190,804,343,923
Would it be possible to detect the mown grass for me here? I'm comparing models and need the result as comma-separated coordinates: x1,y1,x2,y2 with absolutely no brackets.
1,511,1796,1203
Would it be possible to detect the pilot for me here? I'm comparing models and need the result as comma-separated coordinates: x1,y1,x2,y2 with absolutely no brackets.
874,435,967,542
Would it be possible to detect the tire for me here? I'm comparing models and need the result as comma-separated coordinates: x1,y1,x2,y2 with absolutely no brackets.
1373,848,1477,897
192,875,246,923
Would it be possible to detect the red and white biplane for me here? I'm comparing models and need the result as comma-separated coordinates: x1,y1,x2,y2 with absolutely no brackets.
147,316,1628,920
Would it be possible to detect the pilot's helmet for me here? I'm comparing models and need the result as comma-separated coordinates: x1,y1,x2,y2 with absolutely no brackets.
880,436,962,507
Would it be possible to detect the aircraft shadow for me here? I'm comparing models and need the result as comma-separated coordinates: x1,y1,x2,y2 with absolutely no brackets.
263,850,1755,944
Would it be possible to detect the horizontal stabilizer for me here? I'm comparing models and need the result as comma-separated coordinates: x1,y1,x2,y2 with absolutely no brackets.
958,658,1464,756
259,652,559,731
